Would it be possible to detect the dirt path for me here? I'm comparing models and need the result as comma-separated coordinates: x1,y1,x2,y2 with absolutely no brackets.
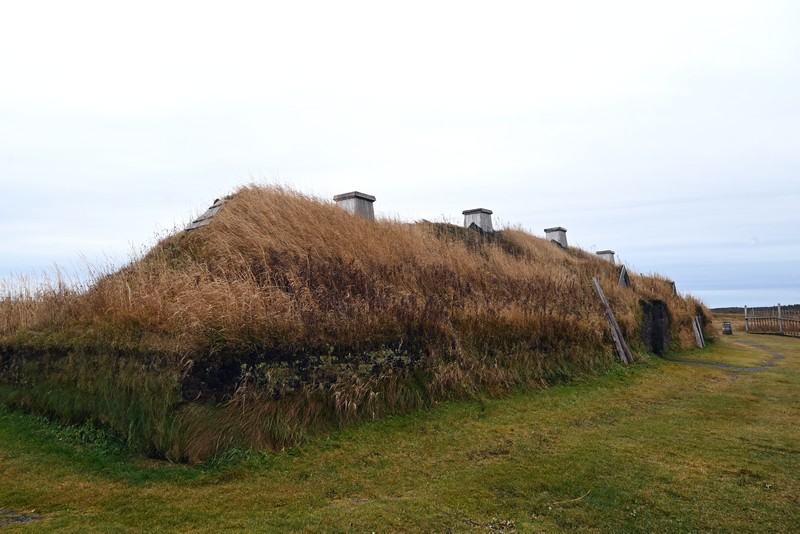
663,335,786,372
0,508,40,526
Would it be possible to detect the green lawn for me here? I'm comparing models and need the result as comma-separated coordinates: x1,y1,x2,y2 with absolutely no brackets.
2,333,799,532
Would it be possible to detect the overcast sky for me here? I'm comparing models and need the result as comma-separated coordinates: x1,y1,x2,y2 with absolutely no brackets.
2,0,798,307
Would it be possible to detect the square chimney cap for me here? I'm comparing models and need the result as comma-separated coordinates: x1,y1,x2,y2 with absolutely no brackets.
544,226,567,233
333,191,376,202
462,208,493,215
596,250,615,255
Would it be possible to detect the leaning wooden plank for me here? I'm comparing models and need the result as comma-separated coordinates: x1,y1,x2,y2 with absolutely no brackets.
618,319,635,364
597,278,634,364
592,277,634,364
596,277,634,363
692,316,705,348
600,279,634,363
692,317,701,347
697,316,706,347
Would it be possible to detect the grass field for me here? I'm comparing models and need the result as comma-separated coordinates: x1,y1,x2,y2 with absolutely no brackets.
2,332,799,532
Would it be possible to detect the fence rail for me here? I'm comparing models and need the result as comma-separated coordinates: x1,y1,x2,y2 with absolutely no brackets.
744,304,800,337
746,307,800,318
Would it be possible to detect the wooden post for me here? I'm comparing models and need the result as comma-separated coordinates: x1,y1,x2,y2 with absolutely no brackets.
744,305,749,333
592,277,634,364
778,303,784,335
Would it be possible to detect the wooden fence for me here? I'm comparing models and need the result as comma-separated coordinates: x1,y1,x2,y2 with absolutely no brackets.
744,304,800,337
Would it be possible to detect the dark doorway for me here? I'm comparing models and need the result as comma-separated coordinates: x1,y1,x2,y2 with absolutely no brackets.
640,300,670,355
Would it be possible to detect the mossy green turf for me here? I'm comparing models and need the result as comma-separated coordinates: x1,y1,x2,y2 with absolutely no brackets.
2,334,799,532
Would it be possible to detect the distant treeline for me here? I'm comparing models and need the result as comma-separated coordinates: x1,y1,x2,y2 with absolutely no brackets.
712,305,800,315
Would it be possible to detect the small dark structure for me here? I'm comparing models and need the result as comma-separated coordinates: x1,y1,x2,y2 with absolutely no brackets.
640,299,670,355
722,322,733,335
619,265,631,287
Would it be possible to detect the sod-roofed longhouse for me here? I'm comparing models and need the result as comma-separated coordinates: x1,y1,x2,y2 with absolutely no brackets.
0,185,709,462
